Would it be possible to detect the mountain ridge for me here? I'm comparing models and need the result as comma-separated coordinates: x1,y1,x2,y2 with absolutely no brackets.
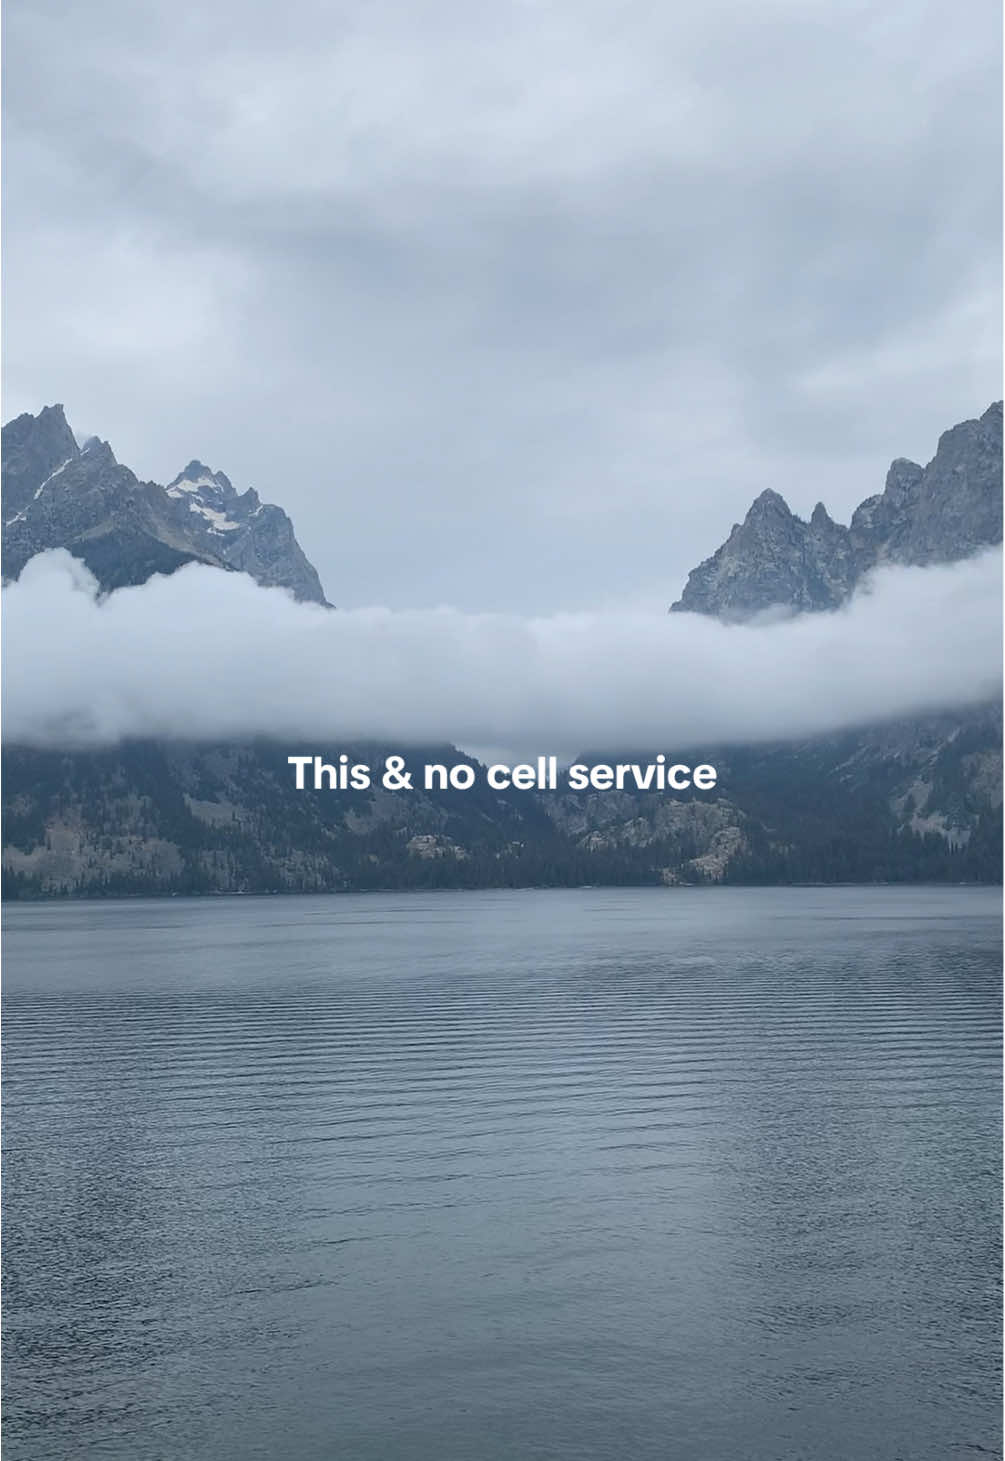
2,405,330,605
671,401,1002,619
2,397,1001,895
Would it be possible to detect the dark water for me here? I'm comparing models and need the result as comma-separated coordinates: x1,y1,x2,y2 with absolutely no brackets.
2,887,1001,1460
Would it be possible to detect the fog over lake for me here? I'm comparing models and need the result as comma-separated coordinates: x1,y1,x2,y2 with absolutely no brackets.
4,547,1001,754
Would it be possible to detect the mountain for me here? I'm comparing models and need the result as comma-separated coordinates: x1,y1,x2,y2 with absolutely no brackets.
2,405,329,605
655,400,1001,879
671,402,1002,619
4,714,999,899
0,741,754,897
1,399,1000,896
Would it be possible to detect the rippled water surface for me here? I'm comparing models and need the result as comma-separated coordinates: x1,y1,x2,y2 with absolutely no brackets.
3,887,1001,1460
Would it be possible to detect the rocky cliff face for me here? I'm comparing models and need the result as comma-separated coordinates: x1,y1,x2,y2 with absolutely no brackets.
672,402,1002,618
163,460,329,603
2,406,330,605
669,489,861,619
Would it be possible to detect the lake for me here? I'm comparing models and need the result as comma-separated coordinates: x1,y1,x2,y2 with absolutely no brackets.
2,887,1001,1459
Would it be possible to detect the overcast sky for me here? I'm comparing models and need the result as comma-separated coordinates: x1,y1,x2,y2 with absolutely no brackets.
3,0,1001,612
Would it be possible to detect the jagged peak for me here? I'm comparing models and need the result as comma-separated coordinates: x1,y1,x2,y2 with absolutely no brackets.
934,401,1002,456
882,457,923,502
745,488,792,521
169,460,235,495
79,436,115,463
810,502,833,528
2,402,76,447
1,405,331,606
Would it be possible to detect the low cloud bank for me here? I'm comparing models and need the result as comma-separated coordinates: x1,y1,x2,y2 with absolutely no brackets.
3,549,1001,754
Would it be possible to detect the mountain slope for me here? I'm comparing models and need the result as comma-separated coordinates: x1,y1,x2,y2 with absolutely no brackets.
3,710,999,899
2,398,1000,895
0,741,739,897
2,406,329,604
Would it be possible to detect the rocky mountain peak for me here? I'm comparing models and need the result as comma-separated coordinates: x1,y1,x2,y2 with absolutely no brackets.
2,405,331,605
884,457,924,500
672,402,1002,620
33,402,76,448
2,404,81,524
79,437,116,466
169,461,236,497
672,483,858,619
746,488,792,520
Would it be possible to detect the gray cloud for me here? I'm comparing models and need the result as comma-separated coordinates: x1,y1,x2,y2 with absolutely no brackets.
4,549,1000,754
3,0,1000,612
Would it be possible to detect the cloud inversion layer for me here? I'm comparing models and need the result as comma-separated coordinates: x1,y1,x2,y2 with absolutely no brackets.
3,550,1001,754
